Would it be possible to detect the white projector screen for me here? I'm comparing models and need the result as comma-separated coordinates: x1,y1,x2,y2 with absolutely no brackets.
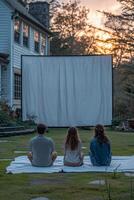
22,55,112,127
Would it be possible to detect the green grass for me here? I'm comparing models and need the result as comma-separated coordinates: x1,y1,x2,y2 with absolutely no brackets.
0,128,134,200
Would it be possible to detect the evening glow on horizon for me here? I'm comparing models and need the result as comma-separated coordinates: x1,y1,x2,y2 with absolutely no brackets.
81,0,121,27
46,0,121,27
47,0,121,51
81,0,121,52
58,0,121,27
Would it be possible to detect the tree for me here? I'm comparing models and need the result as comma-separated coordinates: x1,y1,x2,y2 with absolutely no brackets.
96,0,134,119
120,61,134,117
49,0,60,19
99,0,134,66
113,64,134,119
50,0,97,55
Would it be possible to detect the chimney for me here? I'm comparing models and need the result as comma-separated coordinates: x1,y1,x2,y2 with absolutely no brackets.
29,1,50,28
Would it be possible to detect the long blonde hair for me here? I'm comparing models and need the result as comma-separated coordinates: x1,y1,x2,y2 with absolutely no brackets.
65,127,80,150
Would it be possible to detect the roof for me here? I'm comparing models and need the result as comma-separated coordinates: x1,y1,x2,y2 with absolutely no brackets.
5,0,52,35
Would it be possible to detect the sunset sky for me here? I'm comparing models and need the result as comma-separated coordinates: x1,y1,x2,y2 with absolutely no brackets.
60,0,121,27
43,0,122,28
86,0,121,27
85,0,121,26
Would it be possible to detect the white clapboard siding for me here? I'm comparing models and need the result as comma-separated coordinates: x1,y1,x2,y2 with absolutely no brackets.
0,0,49,107
13,43,39,69
0,0,12,53
13,26,48,68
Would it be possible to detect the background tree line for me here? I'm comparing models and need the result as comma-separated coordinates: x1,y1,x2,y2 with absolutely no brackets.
18,0,134,123
100,0,134,121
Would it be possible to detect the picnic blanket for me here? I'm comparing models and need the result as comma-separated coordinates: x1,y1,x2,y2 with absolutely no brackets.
6,155,134,174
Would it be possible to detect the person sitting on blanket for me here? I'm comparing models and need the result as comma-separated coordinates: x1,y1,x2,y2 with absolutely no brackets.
89,124,112,166
64,127,84,167
28,123,57,167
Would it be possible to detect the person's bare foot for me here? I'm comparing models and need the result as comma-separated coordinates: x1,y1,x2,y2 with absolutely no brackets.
27,152,33,162
52,151,57,161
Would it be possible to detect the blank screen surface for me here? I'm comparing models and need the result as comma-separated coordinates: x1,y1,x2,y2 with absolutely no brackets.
22,55,112,126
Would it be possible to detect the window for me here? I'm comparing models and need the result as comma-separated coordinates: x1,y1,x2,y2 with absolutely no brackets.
41,34,46,55
34,31,40,53
23,22,29,47
14,74,21,100
14,19,21,44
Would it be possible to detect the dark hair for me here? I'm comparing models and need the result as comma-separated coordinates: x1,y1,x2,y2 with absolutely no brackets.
94,124,109,143
65,127,80,150
37,123,47,134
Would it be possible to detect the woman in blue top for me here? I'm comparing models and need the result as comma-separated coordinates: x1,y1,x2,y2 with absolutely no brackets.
89,124,111,166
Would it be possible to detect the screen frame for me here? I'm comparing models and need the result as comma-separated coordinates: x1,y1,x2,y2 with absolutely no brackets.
21,54,113,127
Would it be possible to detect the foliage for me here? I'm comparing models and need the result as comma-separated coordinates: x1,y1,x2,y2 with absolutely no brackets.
49,0,60,19
0,101,15,126
0,111,14,127
0,101,36,127
120,62,134,94
50,0,97,55
99,0,134,66
113,61,134,119
112,117,124,127
24,114,37,126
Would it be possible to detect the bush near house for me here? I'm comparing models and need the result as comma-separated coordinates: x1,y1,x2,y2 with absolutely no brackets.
0,101,35,128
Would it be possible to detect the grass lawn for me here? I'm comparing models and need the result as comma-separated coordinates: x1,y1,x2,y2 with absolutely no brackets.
0,128,134,200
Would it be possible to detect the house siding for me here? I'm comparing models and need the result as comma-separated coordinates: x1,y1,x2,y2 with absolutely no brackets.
13,42,39,69
13,26,47,68
0,0,50,108
0,0,12,54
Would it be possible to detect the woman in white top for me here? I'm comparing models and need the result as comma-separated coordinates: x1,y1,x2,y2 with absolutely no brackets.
64,127,84,167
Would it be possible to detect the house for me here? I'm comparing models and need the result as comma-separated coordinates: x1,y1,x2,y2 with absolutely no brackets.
0,0,52,111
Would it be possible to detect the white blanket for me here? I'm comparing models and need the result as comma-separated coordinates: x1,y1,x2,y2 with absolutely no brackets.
6,156,134,174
